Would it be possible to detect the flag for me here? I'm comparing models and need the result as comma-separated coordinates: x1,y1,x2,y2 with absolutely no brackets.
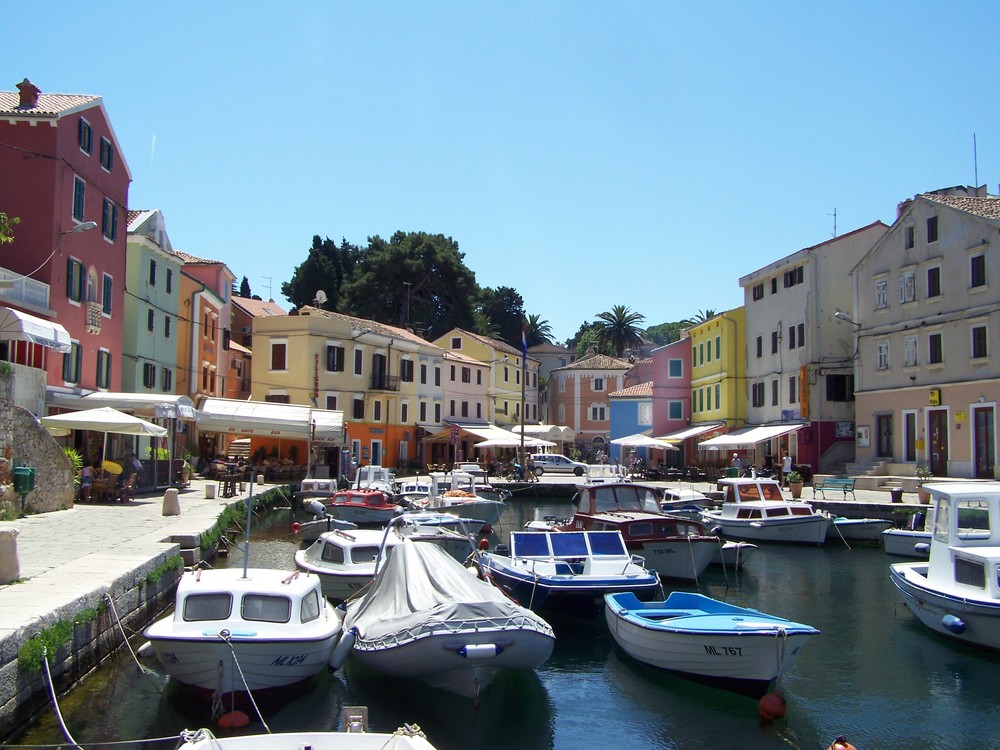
521,324,528,365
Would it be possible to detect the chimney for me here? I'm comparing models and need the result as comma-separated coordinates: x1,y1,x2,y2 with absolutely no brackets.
16,78,41,108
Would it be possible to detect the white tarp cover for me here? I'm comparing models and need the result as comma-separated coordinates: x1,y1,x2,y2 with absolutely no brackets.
0,306,71,353
343,541,551,642
196,398,344,443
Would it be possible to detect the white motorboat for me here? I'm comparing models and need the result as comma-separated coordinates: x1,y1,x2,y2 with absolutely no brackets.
586,464,632,484
882,510,931,558
142,566,342,700
397,479,433,509
410,471,508,525
293,477,339,507
339,539,555,699
701,478,832,545
477,530,661,617
293,498,360,543
325,489,402,526
827,517,893,542
295,515,478,603
604,591,819,699
354,464,398,494
890,482,1000,651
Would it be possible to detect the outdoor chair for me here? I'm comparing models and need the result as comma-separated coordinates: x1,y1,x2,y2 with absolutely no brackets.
118,475,136,503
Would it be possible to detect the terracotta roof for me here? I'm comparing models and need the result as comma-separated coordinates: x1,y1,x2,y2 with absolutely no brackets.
126,209,144,227
297,306,440,350
920,193,1000,220
560,353,632,371
0,90,99,118
232,296,286,317
173,250,226,265
609,382,653,398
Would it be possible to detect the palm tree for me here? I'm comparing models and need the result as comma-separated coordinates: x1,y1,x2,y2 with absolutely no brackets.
524,313,553,347
472,310,500,338
595,305,646,358
680,309,718,327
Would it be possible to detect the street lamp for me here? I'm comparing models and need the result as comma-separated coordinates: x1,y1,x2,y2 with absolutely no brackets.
0,221,97,290
834,310,861,328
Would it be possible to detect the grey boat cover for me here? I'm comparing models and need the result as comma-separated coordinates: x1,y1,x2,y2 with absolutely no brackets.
343,540,553,641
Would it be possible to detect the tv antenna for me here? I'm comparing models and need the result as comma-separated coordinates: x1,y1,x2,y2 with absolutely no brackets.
262,276,272,300
314,289,328,309
828,208,837,238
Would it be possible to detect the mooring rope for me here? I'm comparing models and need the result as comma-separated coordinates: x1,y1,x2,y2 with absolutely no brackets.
39,644,84,750
216,631,270,733
102,594,155,676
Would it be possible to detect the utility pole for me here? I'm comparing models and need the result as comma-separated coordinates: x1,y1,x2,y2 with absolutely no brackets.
403,281,412,328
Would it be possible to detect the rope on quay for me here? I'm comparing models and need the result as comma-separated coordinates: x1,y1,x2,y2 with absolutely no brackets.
103,594,155,675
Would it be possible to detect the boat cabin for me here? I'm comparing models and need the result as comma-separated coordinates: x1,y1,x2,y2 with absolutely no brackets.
355,465,396,489
506,530,643,575
926,482,1000,597
330,489,397,510
716,478,786,504
574,483,663,515
429,470,486,497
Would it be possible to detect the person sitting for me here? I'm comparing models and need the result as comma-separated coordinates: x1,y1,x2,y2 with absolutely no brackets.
80,461,94,502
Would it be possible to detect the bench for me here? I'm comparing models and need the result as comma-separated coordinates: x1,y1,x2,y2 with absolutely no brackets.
813,477,856,500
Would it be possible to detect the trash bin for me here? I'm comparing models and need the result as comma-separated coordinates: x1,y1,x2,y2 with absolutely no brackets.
724,467,740,478
12,467,35,494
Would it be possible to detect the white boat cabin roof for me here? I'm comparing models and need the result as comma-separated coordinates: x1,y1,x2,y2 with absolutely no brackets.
173,568,326,626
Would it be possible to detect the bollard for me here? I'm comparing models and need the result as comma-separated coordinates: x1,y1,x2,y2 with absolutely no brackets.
0,528,19,584
205,484,216,500
256,474,264,486
162,487,181,516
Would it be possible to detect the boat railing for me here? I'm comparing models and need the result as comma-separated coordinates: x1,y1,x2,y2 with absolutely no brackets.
357,612,549,649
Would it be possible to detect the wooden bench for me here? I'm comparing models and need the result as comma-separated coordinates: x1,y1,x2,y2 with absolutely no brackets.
813,477,856,500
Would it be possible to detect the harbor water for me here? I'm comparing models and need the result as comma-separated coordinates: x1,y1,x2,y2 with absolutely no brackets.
12,496,1000,750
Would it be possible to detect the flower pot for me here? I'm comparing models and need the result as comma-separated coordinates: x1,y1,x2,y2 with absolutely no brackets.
917,488,931,504
789,482,803,499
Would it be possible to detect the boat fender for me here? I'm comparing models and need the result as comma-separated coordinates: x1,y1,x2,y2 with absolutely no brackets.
459,643,502,659
826,736,856,750
136,641,154,659
217,710,250,729
329,627,358,671
757,691,786,722
942,614,966,634
292,522,301,534
478,538,490,551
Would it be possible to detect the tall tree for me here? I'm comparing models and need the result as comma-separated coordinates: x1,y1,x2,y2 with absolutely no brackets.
239,276,251,298
472,310,500,338
524,313,553,347
596,305,646,357
477,286,525,347
281,235,362,311
645,321,683,345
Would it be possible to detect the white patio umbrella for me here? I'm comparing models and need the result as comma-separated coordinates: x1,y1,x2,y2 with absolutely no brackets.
41,407,168,460
610,433,679,450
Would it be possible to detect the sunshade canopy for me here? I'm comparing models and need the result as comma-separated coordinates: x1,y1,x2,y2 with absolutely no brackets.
52,392,196,420
611,433,679,450
40,406,168,437
424,420,552,447
657,422,725,443
0,306,71,353
698,423,805,449
196,398,344,444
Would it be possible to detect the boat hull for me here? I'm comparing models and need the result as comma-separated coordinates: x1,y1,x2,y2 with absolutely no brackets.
635,538,718,580
828,518,893,542
181,730,437,750
890,563,1000,651
703,512,831,545
712,541,757,569
882,529,930,558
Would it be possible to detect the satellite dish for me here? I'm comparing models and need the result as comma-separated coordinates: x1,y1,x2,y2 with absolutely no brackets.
314,290,328,306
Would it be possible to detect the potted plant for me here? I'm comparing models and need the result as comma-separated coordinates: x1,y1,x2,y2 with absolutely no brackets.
786,470,804,499
916,465,933,504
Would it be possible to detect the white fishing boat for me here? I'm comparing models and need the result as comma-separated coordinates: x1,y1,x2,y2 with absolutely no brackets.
354,464,398,494
409,471,508,525
827,517,893,542
604,590,819,699
477,530,661,617
142,566,342,700
882,510,931,558
338,539,555,699
701,478,832,545
295,515,478,603
890,482,1000,651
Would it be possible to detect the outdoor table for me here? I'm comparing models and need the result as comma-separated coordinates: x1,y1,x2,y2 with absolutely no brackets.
91,478,118,502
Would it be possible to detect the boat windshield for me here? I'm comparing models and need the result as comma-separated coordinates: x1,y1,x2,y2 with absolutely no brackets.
183,593,232,622
591,485,661,513
586,532,628,556
242,594,292,623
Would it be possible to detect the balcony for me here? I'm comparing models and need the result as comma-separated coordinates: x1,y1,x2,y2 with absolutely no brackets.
0,266,51,310
369,374,400,392
85,301,102,334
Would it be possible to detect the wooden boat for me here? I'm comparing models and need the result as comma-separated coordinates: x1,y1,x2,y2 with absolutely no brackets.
890,482,1000,651
295,515,477,603
325,489,401,526
604,590,819,699
142,567,341,700
338,539,555,699
701,478,832,545
477,530,661,617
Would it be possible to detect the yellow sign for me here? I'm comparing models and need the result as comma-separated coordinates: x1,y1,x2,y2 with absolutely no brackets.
929,388,941,406
915,439,925,450
956,411,965,422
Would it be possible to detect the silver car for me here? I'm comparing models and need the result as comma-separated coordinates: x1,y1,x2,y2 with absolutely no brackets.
530,453,588,477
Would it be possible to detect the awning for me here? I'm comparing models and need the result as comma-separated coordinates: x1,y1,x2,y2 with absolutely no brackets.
52,392,196,420
698,423,806,449
657,422,724,443
610,432,679,450
0,306,71,353
196,398,345,444
512,424,576,443
423,420,549,446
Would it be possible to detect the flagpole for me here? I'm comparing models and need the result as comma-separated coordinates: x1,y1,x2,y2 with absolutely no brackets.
520,323,527,469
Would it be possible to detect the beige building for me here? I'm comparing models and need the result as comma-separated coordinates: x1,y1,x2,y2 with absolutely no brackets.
548,353,632,460
849,187,999,479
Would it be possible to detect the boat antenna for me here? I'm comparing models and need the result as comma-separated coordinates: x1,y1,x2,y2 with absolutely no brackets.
242,472,256,578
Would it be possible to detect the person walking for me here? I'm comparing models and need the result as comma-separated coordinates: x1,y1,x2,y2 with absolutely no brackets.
732,452,744,476
781,452,793,486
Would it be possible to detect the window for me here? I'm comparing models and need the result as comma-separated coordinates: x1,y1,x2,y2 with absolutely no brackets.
102,274,113,315
143,363,156,389
826,374,854,402
461,366,471,383
184,593,231,622
449,364,456,382
789,325,796,349
590,405,606,421
401,402,408,423
715,336,720,360
476,403,482,419
149,260,157,286
460,401,469,417
928,333,943,364
876,341,890,370
669,401,683,420
771,278,777,294
593,378,605,392
904,335,918,367
752,382,765,408
373,401,382,421
326,395,338,410
752,283,764,301
419,402,427,422
788,322,804,349
78,118,93,154
450,337,461,349
971,254,986,288
789,375,797,404
904,225,914,249
353,398,365,419
99,137,114,171
923,265,941,298
166,269,173,294
503,366,509,382
270,341,287,370
326,345,345,372
420,363,427,384
698,343,704,365
242,594,291,624
698,389,703,412
434,367,441,386
354,349,363,375
434,403,442,422
771,331,779,354
66,258,85,302
771,379,778,406
86,268,98,303
926,215,938,243
147,309,155,332
164,316,172,338
706,340,712,363
161,368,173,392
972,325,988,359
875,279,888,310
102,198,118,241
96,349,111,389
783,266,804,287
477,370,482,385
756,336,762,358
62,341,81,383
706,386,712,411
668,359,683,377
400,359,414,382
899,271,916,303
73,177,86,221
715,382,720,408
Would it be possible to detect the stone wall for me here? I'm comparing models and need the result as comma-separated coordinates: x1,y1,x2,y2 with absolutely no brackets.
0,404,74,515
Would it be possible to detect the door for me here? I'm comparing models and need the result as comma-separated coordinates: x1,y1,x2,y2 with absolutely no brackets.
973,406,996,479
927,408,949,476
876,414,893,458
903,411,917,463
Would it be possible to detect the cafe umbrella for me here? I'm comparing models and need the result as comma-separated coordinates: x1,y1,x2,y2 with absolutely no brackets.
40,406,168,461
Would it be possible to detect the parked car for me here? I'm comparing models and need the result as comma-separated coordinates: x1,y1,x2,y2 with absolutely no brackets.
531,453,588,477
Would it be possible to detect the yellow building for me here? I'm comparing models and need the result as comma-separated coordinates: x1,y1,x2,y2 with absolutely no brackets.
687,307,745,430
253,305,444,472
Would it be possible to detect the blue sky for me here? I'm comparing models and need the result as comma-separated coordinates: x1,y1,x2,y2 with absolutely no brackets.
8,2,1000,343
